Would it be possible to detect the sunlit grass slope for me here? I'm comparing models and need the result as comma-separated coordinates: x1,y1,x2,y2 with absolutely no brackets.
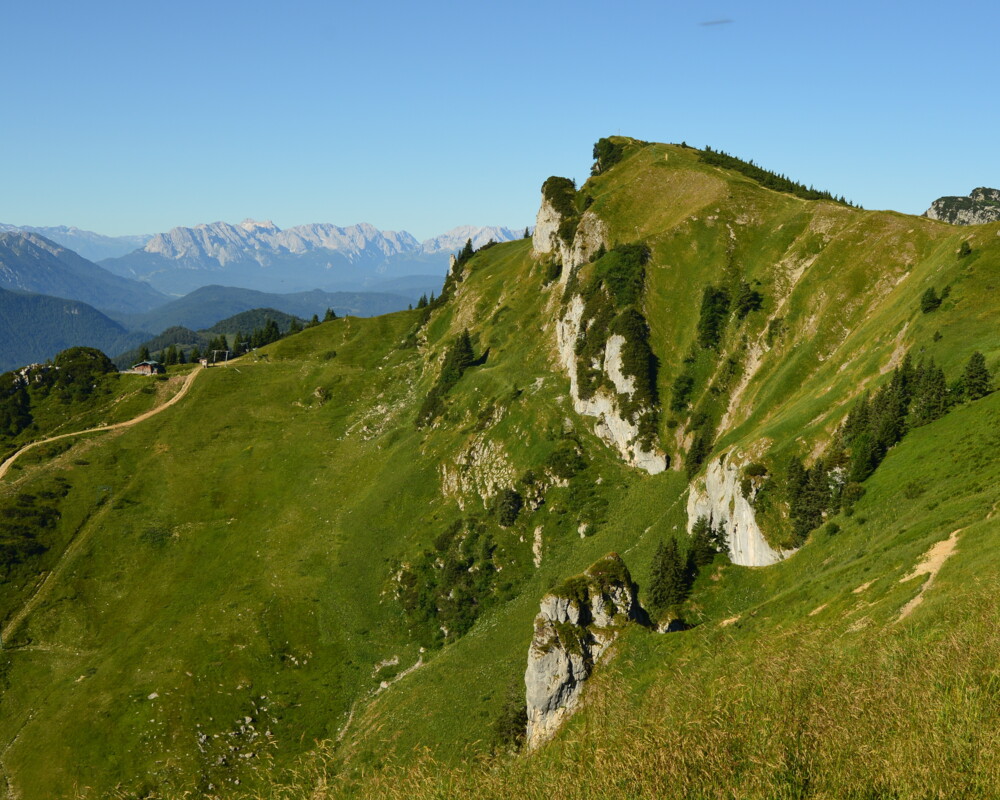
1,138,999,799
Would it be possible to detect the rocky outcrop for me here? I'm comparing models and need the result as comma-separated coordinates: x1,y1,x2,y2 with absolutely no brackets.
924,188,1000,225
686,454,792,567
525,554,643,749
533,179,664,474
532,193,564,259
565,211,609,281
531,184,607,285
556,296,667,474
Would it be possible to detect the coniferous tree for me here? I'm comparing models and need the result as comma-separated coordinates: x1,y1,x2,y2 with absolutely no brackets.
963,351,991,400
417,294,428,309
308,314,320,327
190,346,201,362
920,287,942,313
648,538,687,612
689,516,721,569
910,359,948,426
324,307,338,322
139,346,151,362
177,348,186,365
288,318,303,334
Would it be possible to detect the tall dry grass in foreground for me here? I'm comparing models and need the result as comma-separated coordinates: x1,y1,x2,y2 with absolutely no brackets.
258,580,1000,800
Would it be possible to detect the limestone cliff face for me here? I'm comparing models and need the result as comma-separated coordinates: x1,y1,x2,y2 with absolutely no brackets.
525,554,643,750
534,181,665,473
566,211,609,281
531,186,607,284
556,296,667,474
686,453,792,567
532,194,564,259
924,188,1000,225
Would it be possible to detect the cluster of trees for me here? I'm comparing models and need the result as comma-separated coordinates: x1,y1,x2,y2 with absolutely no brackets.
699,146,857,207
0,348,119,440
416,330,477,426
592,137,625,175
647,517,727,614
785,351,992,543
920,285,950,313
395,517,507,647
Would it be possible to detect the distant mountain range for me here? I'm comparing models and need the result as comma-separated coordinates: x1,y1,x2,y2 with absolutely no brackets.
0,220,524,370
0,223,151,262
99,221,525,295
0,231,166,314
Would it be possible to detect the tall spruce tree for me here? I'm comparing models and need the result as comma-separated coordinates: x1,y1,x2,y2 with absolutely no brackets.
963,351,991,400
911,359,948,426
648,538,687,612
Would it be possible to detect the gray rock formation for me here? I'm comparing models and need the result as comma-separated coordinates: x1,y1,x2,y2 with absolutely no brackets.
923,188,1000,225
556,296,667,475
533,182,667,474
525,554,643,749
686,453,792,567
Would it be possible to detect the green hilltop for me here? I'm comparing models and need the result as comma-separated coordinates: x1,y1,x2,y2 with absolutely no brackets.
1,138,999,799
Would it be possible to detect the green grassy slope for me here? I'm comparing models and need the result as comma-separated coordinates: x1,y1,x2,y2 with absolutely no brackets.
1,139,999,799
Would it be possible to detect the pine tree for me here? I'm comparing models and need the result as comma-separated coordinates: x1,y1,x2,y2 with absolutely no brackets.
963,351,991,400
689,516,719,569
308,314,320,327
190,346,200,361
920,287,942,313
648,538,688,612
911,359,948,426
417,294,428,309
139,346,150,362
262,319,281,344
523,227,530,239
177,348,186,365
324,307,337,322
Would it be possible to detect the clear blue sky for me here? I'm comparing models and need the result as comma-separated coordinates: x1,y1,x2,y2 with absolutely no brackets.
2,0,997,239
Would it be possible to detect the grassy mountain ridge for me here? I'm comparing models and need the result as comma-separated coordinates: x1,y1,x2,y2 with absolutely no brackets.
1,139,999,798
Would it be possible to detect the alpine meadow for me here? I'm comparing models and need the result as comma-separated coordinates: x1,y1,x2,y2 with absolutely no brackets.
2,138,1000,799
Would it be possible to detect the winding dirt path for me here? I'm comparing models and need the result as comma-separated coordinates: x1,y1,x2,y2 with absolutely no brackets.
0,368,200,483
0,368,202,645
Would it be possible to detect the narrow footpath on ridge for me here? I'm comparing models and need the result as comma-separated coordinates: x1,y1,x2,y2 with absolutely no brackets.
0,367,201,482
0,367,203,645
